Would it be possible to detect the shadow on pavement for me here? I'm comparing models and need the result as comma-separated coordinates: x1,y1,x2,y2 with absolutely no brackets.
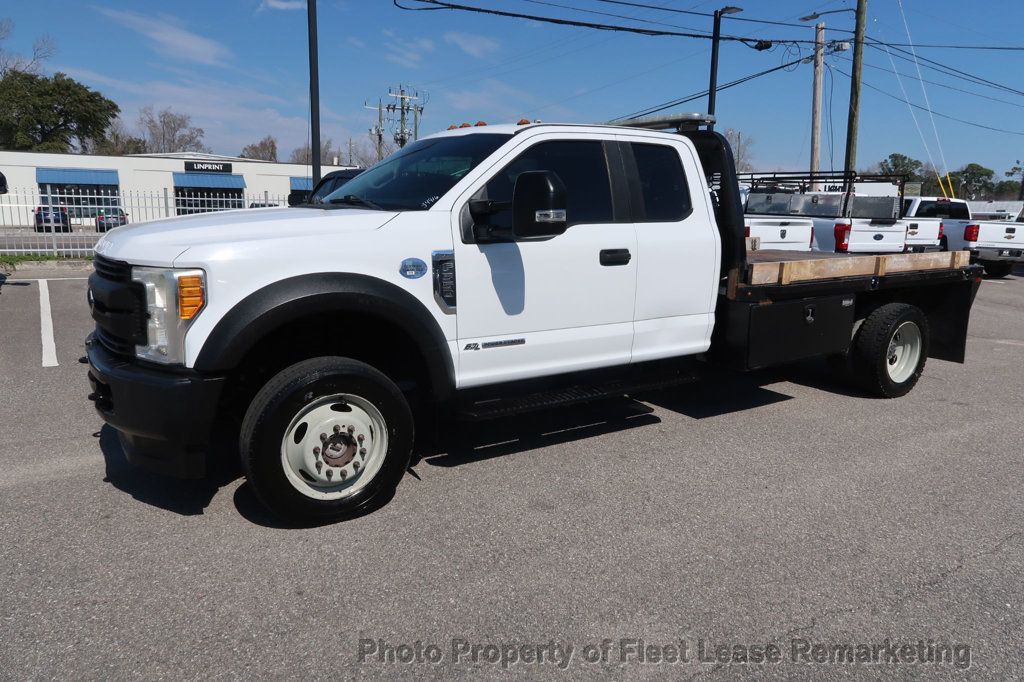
423,397,660,468
99,424,239,516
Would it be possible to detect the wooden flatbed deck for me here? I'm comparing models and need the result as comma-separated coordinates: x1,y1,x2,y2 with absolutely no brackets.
744,250,971,286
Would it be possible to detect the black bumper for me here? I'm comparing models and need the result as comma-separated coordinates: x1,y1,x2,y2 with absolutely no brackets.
86,334,226,478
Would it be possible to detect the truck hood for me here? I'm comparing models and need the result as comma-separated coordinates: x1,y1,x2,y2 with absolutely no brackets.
94,207,398,266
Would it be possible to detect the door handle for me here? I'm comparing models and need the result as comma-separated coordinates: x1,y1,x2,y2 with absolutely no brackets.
599,249,631,266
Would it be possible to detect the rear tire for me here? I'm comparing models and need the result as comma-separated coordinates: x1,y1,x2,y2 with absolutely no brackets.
982,261,1014,278
851,303,929,398
240,357,413,523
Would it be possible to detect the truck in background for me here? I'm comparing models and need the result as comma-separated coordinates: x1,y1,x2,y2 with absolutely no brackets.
740,172,927,254
903,197,1022,278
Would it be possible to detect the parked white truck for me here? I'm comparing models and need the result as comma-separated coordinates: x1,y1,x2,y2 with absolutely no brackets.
903,196,1022,278
742,172,934,254
86,118,982,522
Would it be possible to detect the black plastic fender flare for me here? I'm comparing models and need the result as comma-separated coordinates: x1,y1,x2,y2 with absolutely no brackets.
193,273,455,398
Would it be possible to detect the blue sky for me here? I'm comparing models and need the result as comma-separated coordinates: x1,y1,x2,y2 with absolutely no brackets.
3,0,1022,174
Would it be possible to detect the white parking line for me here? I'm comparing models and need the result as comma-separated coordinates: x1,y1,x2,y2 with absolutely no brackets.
38,280,58,367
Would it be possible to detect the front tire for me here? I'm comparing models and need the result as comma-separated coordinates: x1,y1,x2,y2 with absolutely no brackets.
240,357,414,523
982,261,1015,278
851,303,929,398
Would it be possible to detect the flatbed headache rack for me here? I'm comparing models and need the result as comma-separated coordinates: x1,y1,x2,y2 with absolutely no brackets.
736,170,908,195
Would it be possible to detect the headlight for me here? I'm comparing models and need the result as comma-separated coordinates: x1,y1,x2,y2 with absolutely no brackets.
131,267,206,364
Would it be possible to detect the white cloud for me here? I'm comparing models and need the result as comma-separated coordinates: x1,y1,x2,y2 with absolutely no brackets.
442,78,573,125
258,0,305,10
55,65,331,156
93,7,231,66
443,31,499,58
380,30,434,69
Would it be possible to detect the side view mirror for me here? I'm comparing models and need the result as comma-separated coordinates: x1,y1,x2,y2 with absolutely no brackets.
0,171,7,195
512,170,567,240
288,190,311,206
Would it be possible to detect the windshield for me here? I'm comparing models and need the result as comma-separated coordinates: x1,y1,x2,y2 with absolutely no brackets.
320,133,511,211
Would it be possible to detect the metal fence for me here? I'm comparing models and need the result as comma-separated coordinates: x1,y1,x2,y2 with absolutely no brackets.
0,187,289,258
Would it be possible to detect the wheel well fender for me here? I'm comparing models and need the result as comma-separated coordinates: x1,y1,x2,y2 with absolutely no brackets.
193,273,455,397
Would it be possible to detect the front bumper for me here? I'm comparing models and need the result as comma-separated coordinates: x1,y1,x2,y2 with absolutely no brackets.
971,247,1024,262
86,334,225,478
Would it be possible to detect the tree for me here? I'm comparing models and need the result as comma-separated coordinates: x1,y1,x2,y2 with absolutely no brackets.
992,180,1020,200
878,153,923,179
289,138,338,165
138,106,209,153
86,117,147,156
949,163,995,200
240,135,278,161
0,71,119,152
0,18,56,77
723,128,754,173
1006,162,1024,201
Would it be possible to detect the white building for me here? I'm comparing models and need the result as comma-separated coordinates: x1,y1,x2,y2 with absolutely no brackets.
0,149,352,225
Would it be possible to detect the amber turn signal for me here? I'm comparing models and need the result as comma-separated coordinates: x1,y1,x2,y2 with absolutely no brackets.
177,274,204,320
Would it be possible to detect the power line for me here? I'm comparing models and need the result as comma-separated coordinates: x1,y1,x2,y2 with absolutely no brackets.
867,40,1024,98
894,0,948,177
833,67,1024,137
612,57,805,121
592,0,851,31
843,57,1024,110
395,0,819,46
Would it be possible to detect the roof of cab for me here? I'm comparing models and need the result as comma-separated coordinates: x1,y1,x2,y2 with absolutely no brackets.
422,122,687,141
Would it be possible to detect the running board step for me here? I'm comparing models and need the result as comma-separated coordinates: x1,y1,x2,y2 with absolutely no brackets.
456,371,695,421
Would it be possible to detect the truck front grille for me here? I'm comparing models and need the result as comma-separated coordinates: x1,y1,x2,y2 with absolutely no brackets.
90,256,146,357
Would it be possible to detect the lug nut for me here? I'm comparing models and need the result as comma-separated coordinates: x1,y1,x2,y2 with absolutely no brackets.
320,433,328,442
340,470,347,480
315,461,323,473
333,425,341,434
326,469,333,480
357,434,365,443
353,461,361,471
313,446,320,456
347,425,355,434
359,447,366,455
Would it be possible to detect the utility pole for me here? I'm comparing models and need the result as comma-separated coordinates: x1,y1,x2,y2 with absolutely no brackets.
306,0,321,184
843,0,868,175
365,100,385,161
809,22,824,178
707,6,742,132
386,85,425,148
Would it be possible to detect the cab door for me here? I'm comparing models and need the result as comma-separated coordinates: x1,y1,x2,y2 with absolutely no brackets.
616,135,720,362
449,134,637,388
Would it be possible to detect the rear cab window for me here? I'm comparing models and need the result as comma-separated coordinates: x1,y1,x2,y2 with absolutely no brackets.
630,143,691,222
914,200,970,219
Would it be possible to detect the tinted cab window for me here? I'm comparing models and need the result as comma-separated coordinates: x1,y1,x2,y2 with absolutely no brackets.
914,200,970,219
631,143,691,222
481,140,614,228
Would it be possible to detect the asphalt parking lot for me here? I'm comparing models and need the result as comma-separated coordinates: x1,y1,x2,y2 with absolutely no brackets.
1,264,1022,679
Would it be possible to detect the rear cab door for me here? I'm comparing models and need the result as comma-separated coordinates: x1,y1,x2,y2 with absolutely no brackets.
615,132,720,362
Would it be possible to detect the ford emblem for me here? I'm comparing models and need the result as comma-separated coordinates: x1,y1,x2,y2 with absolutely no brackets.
399,258,428,279
873,234,884,241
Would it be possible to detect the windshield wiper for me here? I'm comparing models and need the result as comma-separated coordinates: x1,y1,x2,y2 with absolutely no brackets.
328,194,384,210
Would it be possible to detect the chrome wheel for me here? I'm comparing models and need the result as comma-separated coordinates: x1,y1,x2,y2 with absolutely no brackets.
885,321,922,384
280,393,388,500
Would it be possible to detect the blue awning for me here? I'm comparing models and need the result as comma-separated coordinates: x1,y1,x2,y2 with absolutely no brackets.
172,172,246,189
290,177,313,191
37,168,119,186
